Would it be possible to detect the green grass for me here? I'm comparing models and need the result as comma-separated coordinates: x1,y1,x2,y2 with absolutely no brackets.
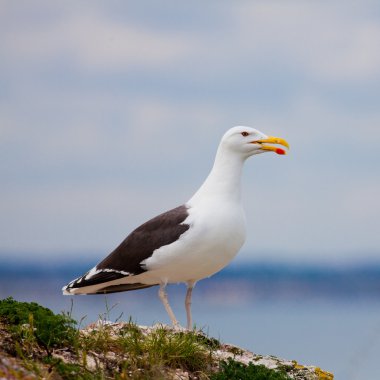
80,321,214,378
0,297,298,380
211,358,292,380
0,297,77,355
0,297,215,378
118,323,213,373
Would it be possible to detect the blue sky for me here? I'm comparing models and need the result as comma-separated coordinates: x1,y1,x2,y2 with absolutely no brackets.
1,1,379,264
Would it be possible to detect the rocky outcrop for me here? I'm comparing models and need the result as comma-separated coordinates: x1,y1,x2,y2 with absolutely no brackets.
0,319,333,380
75,322,334,380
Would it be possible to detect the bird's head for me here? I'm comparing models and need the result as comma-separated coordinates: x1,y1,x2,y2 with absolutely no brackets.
221,126,290,158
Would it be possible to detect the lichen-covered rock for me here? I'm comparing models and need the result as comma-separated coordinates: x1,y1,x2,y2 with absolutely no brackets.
78,321,334,380
0,312,333,380
212,342,333,380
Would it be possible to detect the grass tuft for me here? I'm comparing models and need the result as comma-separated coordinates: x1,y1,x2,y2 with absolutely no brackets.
129,326,211,372
0,297,77,355
210,357,292,380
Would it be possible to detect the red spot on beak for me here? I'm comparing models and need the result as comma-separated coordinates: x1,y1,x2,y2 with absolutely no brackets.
275,148,286,155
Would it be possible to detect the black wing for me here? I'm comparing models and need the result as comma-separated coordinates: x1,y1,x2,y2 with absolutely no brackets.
64,205,190,292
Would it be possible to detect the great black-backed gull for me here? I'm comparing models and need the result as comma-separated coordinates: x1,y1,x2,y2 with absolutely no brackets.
62,126,289,329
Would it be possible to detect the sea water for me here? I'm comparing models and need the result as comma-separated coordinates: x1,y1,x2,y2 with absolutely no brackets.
1,271,380,380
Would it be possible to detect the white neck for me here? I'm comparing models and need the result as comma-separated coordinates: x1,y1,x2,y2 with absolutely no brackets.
188,144,246,205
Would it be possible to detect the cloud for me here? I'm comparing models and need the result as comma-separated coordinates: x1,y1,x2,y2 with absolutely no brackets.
233,2,380,83
1,2,195,72
3,0,380,84
0,1,379,260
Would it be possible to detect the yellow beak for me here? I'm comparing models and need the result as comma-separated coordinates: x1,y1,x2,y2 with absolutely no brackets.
252,136,290,155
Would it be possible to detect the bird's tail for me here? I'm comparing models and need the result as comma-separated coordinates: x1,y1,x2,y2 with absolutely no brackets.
62,269,157,295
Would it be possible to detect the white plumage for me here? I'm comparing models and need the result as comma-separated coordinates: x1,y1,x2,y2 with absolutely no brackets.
63,126,289,329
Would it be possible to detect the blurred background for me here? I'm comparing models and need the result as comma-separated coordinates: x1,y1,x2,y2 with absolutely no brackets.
1,1,380,379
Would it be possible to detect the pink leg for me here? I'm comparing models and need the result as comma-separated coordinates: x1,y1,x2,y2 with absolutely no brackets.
185,281,196,330
158,283,179,327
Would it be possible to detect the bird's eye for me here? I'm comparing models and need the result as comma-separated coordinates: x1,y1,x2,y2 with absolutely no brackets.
241,131,249,137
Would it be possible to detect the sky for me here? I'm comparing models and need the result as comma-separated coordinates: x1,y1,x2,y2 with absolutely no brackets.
1,1,380,264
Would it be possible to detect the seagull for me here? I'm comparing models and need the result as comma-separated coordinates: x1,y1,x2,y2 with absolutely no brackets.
62,126,289,329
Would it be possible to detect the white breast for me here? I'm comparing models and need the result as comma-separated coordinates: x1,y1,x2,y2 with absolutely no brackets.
142,200,246,284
